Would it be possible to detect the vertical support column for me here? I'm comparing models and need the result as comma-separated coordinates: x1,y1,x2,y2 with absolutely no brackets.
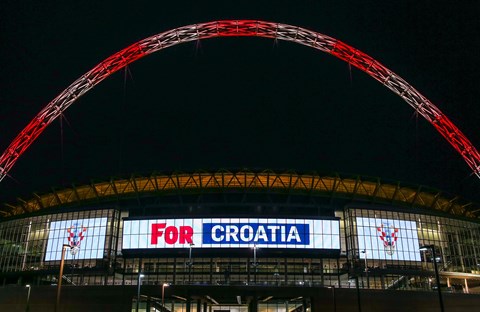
209,258,213,285
173,258,176,285
22,221,32,271
186,296,191,312
337,258,341,287
455,230,465,272
422,249,428,270
55,245,68,312
146,297,151,312
197,299,201,312
274,261,280,286
12,221,21,270
320,258,324,286
122,258,126,286
203,301,207,312
437,222,447,266
248,297,258,312
447,277,451,288
113,210,122,286
253,247,257,284
41,219,50,269
310,293,319,312
106,211,115,286
431,247,445,312
355,275,362,312
465,279,469,294
331,286,337,312
471,229,479,271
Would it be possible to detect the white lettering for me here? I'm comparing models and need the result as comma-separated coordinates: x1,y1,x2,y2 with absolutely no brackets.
254,225,269,242
240,225,254,241
267,225,280,242
211,225,224,242
287,226,301,242
226,225,239,242
281,225,286,242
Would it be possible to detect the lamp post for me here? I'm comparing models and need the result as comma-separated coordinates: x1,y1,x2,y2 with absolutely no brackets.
161,283,169,307
360,250,368,272
188,243,194,265
360,250,368,288
328,286,337,312
55,244,71,312
187,243,195,283
420,245,444,312
25,284,31,312
252,244,258,284
354,275,362,312
136,273,145,312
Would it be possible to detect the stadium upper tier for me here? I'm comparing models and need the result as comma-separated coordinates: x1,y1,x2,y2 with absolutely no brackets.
1,170,477,219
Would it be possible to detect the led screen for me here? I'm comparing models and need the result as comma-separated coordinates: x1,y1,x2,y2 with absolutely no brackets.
356,217,421,261
45,217,108,261
122,218,340,250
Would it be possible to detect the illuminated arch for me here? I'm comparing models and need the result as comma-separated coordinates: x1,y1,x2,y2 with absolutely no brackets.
1,20,479,182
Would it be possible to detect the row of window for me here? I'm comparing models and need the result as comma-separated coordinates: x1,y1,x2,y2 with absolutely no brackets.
0,210,115,271
345,208,480,272
1,208,480,274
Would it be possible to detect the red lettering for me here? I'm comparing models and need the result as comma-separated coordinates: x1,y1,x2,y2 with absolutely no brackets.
151,223,194,245
179,226,193,244
164,226,178,244
151,223,166,244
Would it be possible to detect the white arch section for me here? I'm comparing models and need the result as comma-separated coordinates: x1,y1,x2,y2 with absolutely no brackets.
1,20,479,182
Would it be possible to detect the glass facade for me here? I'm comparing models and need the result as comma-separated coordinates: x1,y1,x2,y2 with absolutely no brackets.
118,257,343,287
0,209,117,276
1,205,480,295
345,207,480,291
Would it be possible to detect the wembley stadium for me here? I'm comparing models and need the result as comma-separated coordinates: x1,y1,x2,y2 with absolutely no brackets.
1,18,480,312
1,170,480,311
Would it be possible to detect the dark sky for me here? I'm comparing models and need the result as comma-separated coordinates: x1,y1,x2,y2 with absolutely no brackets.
1,1,479,204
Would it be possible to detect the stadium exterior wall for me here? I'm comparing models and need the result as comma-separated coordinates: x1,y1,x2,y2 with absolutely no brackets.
1,171,480,311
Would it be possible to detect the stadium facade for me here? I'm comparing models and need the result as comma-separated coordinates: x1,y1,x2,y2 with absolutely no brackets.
1,170,480,312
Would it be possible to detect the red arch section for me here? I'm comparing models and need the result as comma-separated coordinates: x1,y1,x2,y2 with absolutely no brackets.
1,20,479,181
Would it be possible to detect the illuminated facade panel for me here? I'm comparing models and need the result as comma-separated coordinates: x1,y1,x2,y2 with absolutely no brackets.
122,218,340,250
356,217,421,261
45,217,108,261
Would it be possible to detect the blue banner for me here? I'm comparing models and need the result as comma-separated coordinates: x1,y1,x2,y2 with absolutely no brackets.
202,223,310,245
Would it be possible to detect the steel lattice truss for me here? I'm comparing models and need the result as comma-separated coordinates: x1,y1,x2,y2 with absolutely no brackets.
1,20,479,182
4,171,478,218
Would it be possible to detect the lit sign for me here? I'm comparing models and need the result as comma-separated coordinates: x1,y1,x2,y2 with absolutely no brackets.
356,217,421,261
45,217,108,261
122,218,340,249
203,223,309,245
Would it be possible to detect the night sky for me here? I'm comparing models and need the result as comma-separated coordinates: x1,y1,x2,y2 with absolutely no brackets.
1,1,479,205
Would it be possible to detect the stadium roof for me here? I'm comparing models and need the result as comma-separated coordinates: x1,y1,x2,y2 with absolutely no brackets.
1,170,478,219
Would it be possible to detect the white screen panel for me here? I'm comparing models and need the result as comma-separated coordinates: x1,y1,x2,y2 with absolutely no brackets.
356,217,421,261
45,217,108,261
122,218,340,250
